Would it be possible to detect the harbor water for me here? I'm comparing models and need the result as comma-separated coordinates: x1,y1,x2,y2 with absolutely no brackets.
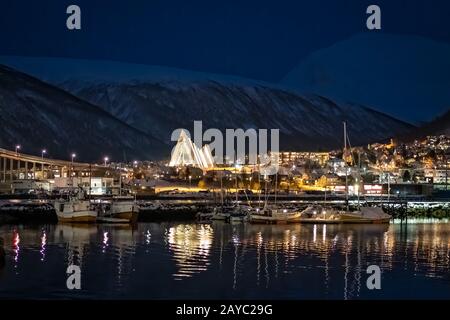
0,220,449,299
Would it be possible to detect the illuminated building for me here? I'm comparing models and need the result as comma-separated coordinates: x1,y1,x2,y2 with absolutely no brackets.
169,130,215,169
275,151,330,166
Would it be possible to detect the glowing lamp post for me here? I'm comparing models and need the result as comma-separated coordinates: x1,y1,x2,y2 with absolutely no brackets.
15,145,21,156
71,153,76,177
104,157,109,167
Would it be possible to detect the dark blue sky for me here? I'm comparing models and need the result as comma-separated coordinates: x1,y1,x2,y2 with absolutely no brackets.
1,0,450,82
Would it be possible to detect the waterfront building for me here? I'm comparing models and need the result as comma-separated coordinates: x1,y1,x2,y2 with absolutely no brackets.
424,168,450,184
275,151,330,167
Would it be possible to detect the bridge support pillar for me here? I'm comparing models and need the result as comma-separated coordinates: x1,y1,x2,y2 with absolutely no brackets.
9,158,13,181
2,157,5,182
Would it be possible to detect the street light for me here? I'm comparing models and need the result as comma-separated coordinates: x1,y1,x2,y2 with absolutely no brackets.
189,175,192,190
133,160,138,167
41,149,46,160
15,145,20,155
104,156,109,166
70,153,76,178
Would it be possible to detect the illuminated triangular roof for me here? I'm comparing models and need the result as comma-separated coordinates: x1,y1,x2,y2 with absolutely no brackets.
169,130,215,168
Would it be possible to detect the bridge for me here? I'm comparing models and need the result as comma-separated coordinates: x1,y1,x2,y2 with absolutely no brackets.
0,148,108,182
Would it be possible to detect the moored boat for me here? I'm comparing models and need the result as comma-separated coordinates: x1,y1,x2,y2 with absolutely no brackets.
298,205,391,224
54,197,97,223
336,207,391,223
211,206,230,220
249,206,302,224
296,122,391,225
110,197,139,222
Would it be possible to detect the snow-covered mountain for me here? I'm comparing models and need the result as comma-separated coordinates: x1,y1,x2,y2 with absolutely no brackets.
0,65,165,162
281,33,450,123
59,79,413,151
0,57,414,152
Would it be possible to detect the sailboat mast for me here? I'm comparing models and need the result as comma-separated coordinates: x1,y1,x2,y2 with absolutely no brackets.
343,121,349,211
343,121,347,150
274,171,278,205
357,151,361,210
235,166,238,203
119,164,122,196
258,161,261,208
89,163,92,200
220,169,224,207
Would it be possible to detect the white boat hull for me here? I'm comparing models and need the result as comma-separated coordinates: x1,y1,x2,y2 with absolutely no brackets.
250,210,302,224
54,199,97,223
57,210,97,223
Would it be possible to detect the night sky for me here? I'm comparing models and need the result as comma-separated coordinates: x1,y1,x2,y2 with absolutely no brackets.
1,0,450,122
1,0,449,82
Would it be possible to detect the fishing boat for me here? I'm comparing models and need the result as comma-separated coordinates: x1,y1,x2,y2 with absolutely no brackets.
110,167,140,222
110,196,139,222
54,190,97,223
96,216,130,224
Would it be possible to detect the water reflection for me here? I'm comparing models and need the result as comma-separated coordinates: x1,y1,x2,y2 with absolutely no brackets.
13,230,20,267
40,230,46,262
167,224,213,279
0,221,449,299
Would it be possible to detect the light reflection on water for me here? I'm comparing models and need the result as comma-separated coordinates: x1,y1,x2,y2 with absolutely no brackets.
0,221,449,299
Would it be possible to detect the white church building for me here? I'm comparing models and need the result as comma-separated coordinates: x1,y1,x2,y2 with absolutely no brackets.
169,131,215,169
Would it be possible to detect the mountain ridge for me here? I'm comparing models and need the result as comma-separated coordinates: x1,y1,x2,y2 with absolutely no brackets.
59,76,415,151
0,58,417,156
0,64,166,162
